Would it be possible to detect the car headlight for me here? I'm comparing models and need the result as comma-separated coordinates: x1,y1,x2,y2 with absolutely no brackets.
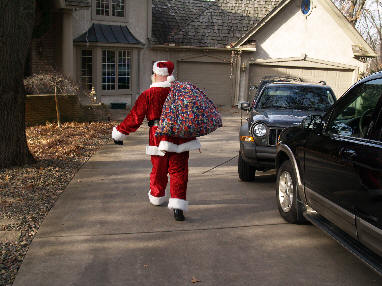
252,123,267,137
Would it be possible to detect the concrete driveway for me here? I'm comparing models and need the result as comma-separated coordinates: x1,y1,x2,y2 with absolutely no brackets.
13,109,382,285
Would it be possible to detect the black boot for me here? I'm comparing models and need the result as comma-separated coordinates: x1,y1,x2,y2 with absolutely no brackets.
173,209,185,221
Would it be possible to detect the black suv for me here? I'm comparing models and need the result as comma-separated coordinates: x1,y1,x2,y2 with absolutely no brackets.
276,72,382,272
238,80,336,181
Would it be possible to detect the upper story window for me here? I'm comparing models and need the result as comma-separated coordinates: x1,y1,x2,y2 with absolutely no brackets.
95,0,125,18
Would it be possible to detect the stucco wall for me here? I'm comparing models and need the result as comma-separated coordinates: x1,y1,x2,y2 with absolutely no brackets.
253,0,365,71
72,7,92,39
72,0,149,43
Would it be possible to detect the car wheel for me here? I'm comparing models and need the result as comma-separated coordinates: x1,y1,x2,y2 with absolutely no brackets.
238,151,256,181
276,160,305,224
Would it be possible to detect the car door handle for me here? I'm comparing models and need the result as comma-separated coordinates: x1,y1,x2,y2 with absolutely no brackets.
339,148,357,160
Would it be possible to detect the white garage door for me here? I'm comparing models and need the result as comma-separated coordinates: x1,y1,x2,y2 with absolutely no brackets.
249,65,354,99
178,61,233,106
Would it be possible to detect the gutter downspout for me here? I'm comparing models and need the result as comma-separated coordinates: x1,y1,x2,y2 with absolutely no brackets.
147,0,152,41
234,52,242,106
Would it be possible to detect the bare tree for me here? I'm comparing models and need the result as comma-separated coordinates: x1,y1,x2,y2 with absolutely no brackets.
333,0,368,26
334,0,382,73
0,0,36,168
359,0,382,71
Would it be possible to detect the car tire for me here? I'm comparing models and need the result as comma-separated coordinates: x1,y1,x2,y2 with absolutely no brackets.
238,151,256,181
276,160,305,224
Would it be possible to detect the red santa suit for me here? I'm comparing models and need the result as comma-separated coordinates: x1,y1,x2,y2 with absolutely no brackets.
112,74,200,212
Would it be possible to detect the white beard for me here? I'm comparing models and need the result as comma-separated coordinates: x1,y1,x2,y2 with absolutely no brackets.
151,74,155,84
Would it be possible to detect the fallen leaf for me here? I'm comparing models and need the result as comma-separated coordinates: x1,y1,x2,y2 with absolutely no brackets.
191,277,201,283
25,184,34,191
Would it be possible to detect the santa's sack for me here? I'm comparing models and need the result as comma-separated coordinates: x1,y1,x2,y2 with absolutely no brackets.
155,81,222,138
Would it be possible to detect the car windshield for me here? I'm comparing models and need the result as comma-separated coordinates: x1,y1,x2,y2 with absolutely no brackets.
256,85,335,111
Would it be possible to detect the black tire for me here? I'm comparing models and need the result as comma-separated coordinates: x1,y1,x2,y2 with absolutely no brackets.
238,151,256,181
276,160,306,224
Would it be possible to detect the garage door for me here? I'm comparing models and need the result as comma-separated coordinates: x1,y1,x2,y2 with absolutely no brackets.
249,65,354,99
178,61,233,106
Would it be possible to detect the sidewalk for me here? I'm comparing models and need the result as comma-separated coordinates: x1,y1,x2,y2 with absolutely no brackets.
13,108,382,286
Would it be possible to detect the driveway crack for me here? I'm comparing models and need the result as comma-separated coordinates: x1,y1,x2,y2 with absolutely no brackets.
36,222,288,239
201,155,238,174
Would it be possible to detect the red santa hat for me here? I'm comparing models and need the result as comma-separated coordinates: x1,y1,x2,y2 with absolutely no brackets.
153,60,175,82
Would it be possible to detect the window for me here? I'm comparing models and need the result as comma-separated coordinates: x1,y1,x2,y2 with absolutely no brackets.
257,86,335,111
118,50,130,89
102,49,130,90
328,78,382,138
96,0,125,17
80,50,93,90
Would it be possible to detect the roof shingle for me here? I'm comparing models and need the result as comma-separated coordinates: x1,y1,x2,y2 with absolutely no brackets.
152,0,283,48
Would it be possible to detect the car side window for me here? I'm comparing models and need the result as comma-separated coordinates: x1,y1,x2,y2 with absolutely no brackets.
328,78,382,138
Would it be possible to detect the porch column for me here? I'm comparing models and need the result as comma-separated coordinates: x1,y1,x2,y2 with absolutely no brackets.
62,9,73,78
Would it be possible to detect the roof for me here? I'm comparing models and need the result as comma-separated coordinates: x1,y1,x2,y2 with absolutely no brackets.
65,0,90,8
74,24,144,45
152,0,282,48
232,0,376,57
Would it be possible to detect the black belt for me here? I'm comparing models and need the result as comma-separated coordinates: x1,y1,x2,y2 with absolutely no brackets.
148,119,160,127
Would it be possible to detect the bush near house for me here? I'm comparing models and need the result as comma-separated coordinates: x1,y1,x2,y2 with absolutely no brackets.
24,72,86,96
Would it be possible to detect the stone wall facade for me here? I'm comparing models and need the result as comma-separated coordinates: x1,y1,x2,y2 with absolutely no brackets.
30,19,60,75
25,95,110,126
25,95,82,126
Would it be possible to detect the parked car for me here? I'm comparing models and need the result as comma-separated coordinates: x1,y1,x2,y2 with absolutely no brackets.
275,71,382,272
238,80,336,181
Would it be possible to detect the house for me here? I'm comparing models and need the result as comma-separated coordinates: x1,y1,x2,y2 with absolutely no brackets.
31,0,376,109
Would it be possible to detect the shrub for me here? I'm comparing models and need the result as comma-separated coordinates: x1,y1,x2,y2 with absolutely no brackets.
24,72,88,97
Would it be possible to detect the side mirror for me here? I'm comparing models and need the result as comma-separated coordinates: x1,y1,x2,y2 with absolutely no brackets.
239,101,250,111
302,115,324,132
342,106,355,117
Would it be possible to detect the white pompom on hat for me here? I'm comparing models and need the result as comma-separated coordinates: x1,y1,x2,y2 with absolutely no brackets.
153,61,175,82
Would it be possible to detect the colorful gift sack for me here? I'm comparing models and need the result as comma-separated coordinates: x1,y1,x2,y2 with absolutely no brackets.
155,81,223,138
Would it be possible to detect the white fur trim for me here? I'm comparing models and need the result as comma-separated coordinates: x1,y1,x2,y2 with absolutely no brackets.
148,190,168,206
112,127,128,141
168,198,189,211
167,75,175,83
158,139,201,153
150,81,171,88
146,145,165,156
153,61,169,76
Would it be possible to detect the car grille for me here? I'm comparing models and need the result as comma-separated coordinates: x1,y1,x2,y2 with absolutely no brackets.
268,128,283,146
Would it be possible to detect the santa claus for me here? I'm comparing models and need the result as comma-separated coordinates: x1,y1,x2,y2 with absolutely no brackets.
112,61,200,221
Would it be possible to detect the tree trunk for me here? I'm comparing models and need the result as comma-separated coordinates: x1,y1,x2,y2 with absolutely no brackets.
54,84,61,128
0,0,36,168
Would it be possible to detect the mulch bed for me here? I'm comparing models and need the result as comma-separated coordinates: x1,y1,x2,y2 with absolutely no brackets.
0,121,117,286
